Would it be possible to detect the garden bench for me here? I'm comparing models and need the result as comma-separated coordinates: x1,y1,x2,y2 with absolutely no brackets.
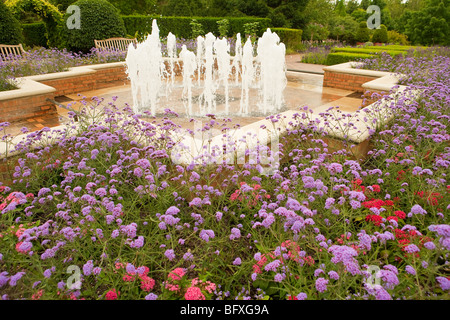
0,44,26,62
94,38,137,55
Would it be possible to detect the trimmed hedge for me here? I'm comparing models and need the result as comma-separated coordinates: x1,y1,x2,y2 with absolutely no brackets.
325,52,373,65
331,47,407,58
271,27,302,51
22,22,47,48
122,15,272,39
0,0,24,45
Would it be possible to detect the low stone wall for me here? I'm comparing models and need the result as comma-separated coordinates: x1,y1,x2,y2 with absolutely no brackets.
322,62,400,96
323,71,378,93
0,62,128,123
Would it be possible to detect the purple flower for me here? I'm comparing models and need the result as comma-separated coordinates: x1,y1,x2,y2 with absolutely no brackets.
164,249,175,261
410,204,427,215
315,277,328,293
9,272,25,287
183,252,194,261
126,263,136,274
436,277,450,291
189,197,202,207
93,267,102,275
43,269,52,278
233,257,242,265
286,197,301,211
199,229,215,242
405,265,416,275
404,244,420,254
166,206,180,215
215,211,223,221
145,293,158,300
230,228,241,240
83,260,94,276
296,292,307,300
264,260,281,272
328,271,339,280
423,241,436,250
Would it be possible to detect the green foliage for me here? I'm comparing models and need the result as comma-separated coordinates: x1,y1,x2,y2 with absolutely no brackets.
48,0,75,11
405,0,449,46
351,8,368,22
122,15,271,39
22,22,47,47
63,0,126,52
162,0,203,16
6,0,63,47
243,21,260,39
190,19,205,38
356,21,370,43
328,15,359,44
107,0,156,15
271,28,302,51
371,24,388,43
387,30,409,45
331,46,407,58
217,18,229,38
303,22,329,42
325,52,373,65
0,0,24,45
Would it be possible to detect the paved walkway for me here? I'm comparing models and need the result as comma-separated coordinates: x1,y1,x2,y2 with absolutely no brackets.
285,54,326,74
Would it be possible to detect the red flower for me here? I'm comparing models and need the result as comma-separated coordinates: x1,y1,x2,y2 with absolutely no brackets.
105,289,119,300
371,185,381,193
387,216,398,222
394,211,406,219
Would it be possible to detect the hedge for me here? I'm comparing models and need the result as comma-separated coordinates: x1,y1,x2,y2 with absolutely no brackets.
331,47,408,58
325,52,373,65
22,22,47,48
122,15,272,39
270,28,302,51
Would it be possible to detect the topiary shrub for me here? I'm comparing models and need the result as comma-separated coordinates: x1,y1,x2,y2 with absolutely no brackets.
63,0,126,52
355,21,370,43
0,1,24,45
371,24,388,44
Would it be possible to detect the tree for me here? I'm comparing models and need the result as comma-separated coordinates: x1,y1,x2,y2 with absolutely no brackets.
405,0,449,45
335,0,347,16
0,0,24,45
351,8,368,22
329,15,359,43
107,0,157,15
346,0,359,14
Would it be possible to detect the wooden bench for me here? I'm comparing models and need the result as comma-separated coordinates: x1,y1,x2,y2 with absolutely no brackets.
0,44,26,62
94,38,137,55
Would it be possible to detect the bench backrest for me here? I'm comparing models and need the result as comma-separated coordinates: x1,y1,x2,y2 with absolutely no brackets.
94,38,137,53
0,44,26,62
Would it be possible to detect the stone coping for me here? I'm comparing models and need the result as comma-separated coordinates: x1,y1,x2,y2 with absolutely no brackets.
0,62,127,101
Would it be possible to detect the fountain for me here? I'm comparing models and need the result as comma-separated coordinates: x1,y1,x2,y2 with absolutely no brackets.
125,19,287,118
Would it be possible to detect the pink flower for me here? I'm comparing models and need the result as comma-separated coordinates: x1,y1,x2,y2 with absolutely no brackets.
184,286,205,300
105,289,119,300
140,275,156,292
168,268,185,281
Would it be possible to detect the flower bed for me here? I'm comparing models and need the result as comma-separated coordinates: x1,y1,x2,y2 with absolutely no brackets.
0,49,448,301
